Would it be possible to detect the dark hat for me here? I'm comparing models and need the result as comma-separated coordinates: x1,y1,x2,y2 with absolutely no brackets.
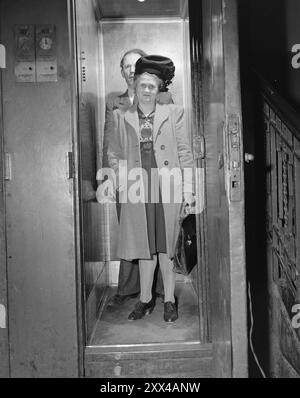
134,55,175,87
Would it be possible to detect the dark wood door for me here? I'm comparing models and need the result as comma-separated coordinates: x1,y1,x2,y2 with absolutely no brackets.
261,78,300,377
190,0,248,377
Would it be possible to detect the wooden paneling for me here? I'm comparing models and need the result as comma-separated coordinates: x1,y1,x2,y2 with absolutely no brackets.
264,96,300,308
195,0,247,377
280,301,300,375
223,0,248,378
85,343,212,378
75,0,109,346
261,76,300,377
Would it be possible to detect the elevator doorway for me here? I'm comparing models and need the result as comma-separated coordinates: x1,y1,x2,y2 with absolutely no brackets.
72,0,247,378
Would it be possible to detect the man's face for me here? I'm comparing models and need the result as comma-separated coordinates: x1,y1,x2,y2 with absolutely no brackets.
121,53,142,88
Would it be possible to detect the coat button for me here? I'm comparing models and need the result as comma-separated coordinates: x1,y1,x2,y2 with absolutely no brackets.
164,160,169,166
161,145,165,150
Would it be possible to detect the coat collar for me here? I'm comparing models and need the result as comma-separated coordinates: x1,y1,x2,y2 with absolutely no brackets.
124,103,140,137
124,103,170,141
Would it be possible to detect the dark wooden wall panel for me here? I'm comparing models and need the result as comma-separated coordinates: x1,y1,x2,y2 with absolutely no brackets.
262,78,300,377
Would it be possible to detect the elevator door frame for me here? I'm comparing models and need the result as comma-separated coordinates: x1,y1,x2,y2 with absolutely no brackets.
70,0,248,378
0,29,10,378
199,0,248,377
223,0,248,377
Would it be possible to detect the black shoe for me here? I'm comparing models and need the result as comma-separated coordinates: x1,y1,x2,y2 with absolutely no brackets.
107,293,138,308
164,301,178,322
128,298,155,321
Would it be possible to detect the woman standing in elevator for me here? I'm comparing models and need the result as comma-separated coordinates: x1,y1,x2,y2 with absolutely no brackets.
106,55,194,322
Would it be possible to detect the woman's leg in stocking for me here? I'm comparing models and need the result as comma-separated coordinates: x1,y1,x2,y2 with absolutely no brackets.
158,253,176,303
139,255,157,303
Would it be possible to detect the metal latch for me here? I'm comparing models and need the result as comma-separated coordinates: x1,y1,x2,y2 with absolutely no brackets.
227,114,242,202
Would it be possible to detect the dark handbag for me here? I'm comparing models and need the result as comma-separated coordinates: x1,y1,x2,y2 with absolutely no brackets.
173,207,198,276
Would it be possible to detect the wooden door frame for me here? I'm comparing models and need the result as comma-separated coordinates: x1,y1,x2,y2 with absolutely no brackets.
199,0,248,377
223,0,248,378
0,11,10,378
68,0,248,378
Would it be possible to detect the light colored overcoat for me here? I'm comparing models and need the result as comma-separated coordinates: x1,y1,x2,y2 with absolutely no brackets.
107,103,194,260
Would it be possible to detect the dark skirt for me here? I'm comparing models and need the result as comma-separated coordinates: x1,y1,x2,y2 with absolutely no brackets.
141,143,167,256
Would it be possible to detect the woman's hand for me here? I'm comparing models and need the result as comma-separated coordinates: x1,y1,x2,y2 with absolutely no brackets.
82,180,96,202
183,192,196,215
96,180,116,203
183,192,195,205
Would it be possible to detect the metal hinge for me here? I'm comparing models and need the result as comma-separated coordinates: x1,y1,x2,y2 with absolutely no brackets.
4,153,12,181
0,44,6,69
0,304,6,328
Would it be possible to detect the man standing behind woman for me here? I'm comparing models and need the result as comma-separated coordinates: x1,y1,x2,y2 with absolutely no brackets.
106,55,195,322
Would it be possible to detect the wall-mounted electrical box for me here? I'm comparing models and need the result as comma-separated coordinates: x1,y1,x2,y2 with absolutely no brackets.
15,25,36,82
14,24,57,83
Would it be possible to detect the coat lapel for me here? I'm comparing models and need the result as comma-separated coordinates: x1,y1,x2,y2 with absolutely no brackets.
124,104,140,139
153,103,170,142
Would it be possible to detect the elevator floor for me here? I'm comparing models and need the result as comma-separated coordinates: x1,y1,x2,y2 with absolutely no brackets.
89,281,200,346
